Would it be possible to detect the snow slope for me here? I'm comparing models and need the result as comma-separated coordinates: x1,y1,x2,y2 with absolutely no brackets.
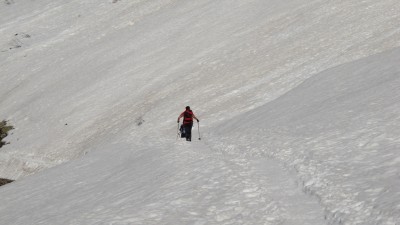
1,0,400,224
210,48,400,224
1,0,399,179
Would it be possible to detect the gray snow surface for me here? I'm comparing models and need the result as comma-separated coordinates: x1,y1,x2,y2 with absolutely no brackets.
0,0,400,224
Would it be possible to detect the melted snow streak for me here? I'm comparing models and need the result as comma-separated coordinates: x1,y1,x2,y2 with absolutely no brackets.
210,48,400,224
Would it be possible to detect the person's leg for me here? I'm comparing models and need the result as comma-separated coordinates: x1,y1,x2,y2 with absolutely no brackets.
185,124,192,141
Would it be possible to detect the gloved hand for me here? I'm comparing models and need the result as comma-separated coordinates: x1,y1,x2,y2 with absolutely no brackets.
197,119,199,122
177,120,179,123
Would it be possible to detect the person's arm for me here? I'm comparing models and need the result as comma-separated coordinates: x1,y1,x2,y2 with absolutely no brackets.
177,112,184,123
192,114,199,122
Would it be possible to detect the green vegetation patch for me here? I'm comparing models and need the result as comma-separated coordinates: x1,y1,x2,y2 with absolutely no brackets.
0,120,14,148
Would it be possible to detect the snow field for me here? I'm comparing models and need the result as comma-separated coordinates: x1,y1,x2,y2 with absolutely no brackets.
0,137,326,224
1,0,400,224
209,48,400,224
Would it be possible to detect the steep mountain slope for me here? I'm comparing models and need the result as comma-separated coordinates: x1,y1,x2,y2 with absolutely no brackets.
1,48,399,224
210,48,400,224
1,0,400,224
1,0,399,179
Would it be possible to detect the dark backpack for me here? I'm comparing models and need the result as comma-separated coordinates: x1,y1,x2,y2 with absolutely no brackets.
180,125,185,138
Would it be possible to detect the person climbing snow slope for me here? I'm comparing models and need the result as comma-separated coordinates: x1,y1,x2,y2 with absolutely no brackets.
177,106,199,142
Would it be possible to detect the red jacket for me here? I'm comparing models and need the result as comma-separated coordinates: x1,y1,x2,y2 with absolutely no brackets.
178,109,199,125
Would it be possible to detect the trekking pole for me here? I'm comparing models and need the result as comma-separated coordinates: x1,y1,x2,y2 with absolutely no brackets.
197,122,201,140
176,122,180,140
